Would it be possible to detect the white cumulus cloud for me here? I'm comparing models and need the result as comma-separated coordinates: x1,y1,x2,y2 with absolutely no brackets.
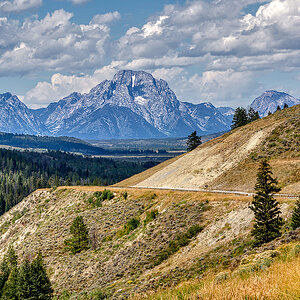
0,0,42,13
92,11,121,24
0,9,111,75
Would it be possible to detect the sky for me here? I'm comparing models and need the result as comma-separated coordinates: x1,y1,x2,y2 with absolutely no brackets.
1,0,300,109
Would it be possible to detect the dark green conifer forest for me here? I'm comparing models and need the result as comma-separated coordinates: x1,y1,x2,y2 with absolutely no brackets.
0,148,152,215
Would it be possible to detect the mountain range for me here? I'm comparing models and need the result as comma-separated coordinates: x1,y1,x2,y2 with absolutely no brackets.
0,70,299,139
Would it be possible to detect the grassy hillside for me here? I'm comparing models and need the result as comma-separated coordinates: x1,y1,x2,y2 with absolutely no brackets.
0,186,297,299
135,238,300,299
118,104,300,194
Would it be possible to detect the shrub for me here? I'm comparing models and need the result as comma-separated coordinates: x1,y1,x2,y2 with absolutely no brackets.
144,209,159,226
117,218,140,238
154,224,203,265
89,190,114,207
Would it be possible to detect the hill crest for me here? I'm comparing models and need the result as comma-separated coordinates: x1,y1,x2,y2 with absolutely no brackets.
118,104,300,194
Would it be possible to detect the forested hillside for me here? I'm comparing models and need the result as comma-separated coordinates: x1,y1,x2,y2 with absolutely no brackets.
0,132,108,155
0,149,152,215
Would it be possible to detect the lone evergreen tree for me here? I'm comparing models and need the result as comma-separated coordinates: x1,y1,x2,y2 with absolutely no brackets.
250,160,283,245
231,107,248,129
283,103,289,109
291,197,300,230
65,216,90,254
276,105,281,111
186,131,202,152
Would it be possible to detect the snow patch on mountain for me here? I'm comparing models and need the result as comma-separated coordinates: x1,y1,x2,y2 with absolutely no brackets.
134,96,148,106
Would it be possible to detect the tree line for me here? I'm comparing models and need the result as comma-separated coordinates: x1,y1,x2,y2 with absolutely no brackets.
0,149,151,215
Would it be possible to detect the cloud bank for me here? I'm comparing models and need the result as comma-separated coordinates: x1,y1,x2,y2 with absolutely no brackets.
1,0,300,108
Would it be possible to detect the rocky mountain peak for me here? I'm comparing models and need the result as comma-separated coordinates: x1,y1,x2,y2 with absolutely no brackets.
113,70,157,87
250,90,300,117
0,92,13,101
0,93,48,135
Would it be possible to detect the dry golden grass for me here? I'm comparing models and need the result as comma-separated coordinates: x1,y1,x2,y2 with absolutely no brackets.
57,186,251,204
135,253,300,300
210,158,300,193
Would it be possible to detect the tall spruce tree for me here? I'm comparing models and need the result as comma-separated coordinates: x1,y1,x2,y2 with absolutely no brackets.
17,259,33,299
65,216,90,254
250,160,283,245
29,252,53,300
0,260,9,297
1,267,19,300
291,197,300,230
186,131,202,152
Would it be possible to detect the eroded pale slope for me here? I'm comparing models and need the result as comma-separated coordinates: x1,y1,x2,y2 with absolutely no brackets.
122,105,300,193
135,124,276,190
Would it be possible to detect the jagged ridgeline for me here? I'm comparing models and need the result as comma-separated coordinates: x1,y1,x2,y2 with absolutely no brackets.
0,149,150,215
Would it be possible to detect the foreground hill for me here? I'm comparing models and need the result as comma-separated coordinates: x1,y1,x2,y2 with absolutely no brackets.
118,104,300,194
0,187,298,299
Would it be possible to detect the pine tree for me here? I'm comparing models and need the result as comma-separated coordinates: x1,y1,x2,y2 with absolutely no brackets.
231,107,248,129
1,266,19,300
276,105,281,111
283,103,289,109
250,160,283,245
17,259,32,299
0,260,9,296
247,107,260,122
5,245,18,269
65,216,90,254
30,252,53,300
291,197,300,230
186,131,202,152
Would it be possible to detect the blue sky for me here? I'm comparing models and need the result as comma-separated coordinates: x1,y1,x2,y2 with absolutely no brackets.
0,0,300,108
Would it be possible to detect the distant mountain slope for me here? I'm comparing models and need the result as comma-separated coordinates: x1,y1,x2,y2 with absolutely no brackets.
34,70,231,139
0,93,48,135
250,90,300,117
0,132,108,155
118,104,300,194
217,107,235,122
